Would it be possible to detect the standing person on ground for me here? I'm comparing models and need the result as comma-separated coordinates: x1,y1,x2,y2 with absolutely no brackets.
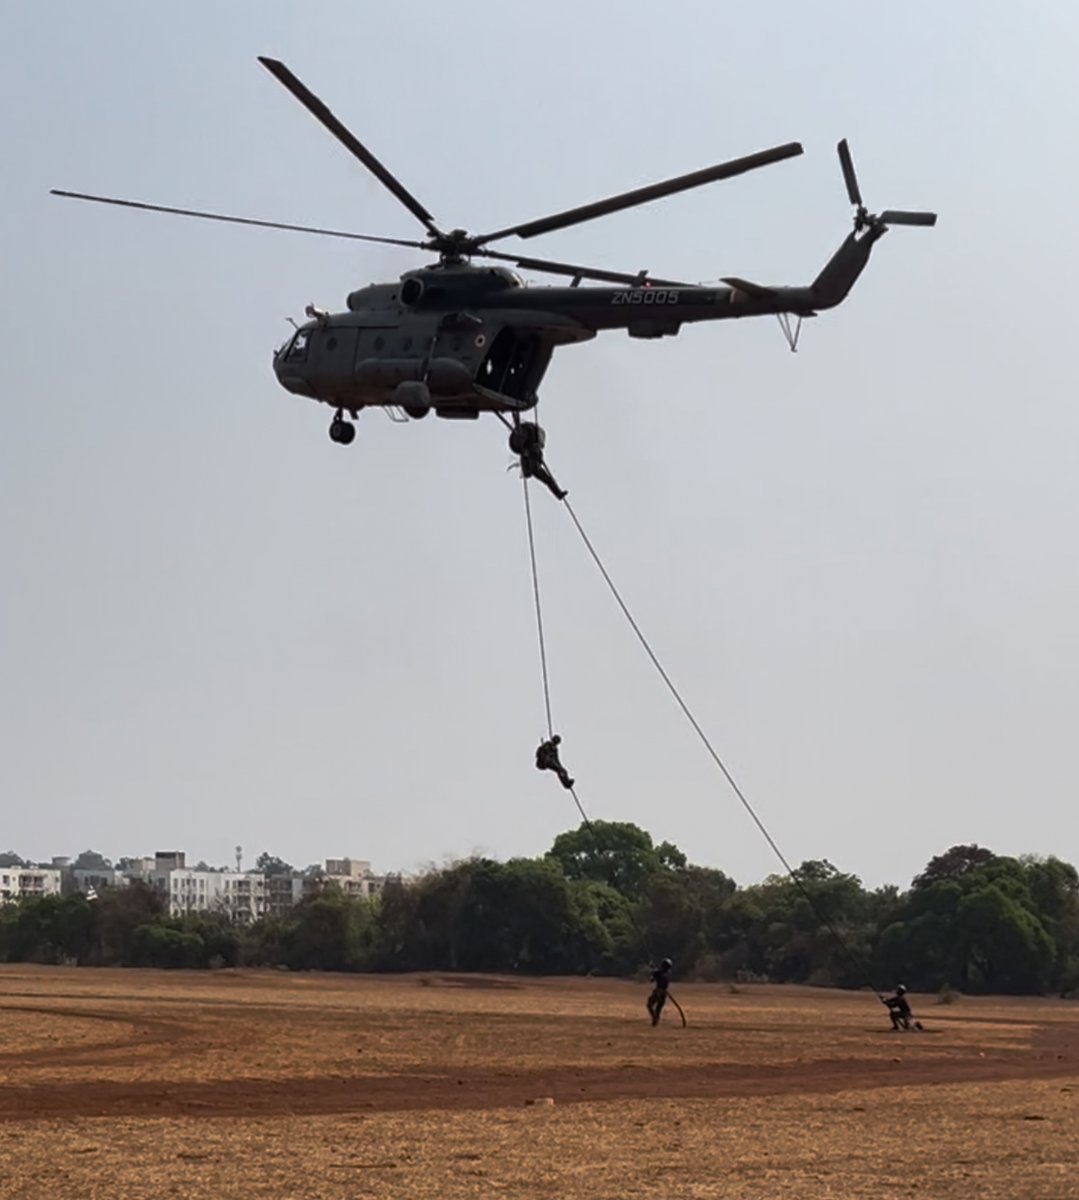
647,958,672,1026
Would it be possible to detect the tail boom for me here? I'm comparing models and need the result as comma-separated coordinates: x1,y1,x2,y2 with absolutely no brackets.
809,225,887,310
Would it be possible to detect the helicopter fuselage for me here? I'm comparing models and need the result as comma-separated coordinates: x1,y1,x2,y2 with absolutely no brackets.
273,226,882,420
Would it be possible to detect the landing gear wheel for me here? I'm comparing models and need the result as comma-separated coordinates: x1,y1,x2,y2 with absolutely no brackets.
329,417,356,445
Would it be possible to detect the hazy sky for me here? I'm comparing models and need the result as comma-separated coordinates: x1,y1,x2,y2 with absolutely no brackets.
3,2,1077,889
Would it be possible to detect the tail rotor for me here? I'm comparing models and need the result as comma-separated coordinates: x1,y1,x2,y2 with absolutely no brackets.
837,139,937,232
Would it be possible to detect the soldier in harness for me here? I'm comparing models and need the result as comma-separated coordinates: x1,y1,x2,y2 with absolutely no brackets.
535,734,574,790
510,421,566,501
881,984,919,1030
647,958,672,1026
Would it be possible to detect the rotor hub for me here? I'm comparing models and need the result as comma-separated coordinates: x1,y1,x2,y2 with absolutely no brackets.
427,228,478,264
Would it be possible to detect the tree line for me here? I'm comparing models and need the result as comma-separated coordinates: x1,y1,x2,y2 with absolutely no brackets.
2,824,1077,996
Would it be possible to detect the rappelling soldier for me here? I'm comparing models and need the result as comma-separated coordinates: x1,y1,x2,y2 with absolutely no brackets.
510,421,567,500
881,984,915,1030
647,958,672,1026
535,734,574,789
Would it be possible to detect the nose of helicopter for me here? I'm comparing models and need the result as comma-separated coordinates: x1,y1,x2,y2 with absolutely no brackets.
273,329,316,397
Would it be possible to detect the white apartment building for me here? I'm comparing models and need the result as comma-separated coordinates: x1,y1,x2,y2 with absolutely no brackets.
0,867,63,903
52,850,400,919
141,866,268,922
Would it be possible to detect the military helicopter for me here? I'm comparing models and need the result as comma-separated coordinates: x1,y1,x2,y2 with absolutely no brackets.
52,56,936,451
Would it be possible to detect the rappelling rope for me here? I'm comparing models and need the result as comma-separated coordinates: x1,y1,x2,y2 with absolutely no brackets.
521,477,685,1026
558,494,880,996
520,478,655,962
520,457,874,999
521,478,596,832
521,476,554,740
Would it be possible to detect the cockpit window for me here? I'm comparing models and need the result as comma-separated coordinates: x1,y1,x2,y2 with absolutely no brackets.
284,329,310,362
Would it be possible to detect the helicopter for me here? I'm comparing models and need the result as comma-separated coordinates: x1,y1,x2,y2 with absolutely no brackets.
52,56,936,452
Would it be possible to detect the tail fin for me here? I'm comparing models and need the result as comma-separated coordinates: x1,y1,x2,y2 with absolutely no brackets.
812,139,936,308
810,228,883,309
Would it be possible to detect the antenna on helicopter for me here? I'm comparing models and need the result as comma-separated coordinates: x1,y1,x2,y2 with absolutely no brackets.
837,139,937,233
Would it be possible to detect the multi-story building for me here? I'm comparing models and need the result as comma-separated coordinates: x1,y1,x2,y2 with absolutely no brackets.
265,872,305,918
313,857,389,899
0,866,63,903
135,854,267,923
154,867,217,917
219,871,266,923
152,851,186,872
37,849,401,920
71,867,129,896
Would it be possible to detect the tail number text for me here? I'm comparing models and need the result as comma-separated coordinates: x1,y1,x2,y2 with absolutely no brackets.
611,289,680,306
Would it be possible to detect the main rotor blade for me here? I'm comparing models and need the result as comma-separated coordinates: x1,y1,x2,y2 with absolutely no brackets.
837,139,863,208
472,141,804,247
49,190,429,248
474,245,691,287
257,56,443,239
879,209,938,226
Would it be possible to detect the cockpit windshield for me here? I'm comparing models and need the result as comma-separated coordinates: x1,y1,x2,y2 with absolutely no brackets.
282,329,310,362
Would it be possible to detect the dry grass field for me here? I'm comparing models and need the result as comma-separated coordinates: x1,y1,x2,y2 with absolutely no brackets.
0,965,1076,1198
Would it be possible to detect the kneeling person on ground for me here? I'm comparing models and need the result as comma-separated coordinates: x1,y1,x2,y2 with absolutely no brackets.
881,984,914,1030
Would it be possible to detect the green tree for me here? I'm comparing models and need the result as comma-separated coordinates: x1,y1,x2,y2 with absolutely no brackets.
912,845,996,890
546,821,685,898
367,857,619,975
94,881,166,965
1021,855,1079,917
179,912,242,967
741,861,873,987
0,893,95,964
879,853,1062,993
284,889,372,971
242,915,297,967
130,924,206,969
255,852,294,876
371,877,423,970
957,884,1055,993
637,866,736,975
578,880,639,973
0,851,27,868
456,857,607,974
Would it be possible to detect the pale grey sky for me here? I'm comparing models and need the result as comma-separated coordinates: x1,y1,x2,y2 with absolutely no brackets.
2,1,1077,888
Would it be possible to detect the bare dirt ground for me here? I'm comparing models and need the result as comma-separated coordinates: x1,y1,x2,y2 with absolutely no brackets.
0,966,1076,1198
